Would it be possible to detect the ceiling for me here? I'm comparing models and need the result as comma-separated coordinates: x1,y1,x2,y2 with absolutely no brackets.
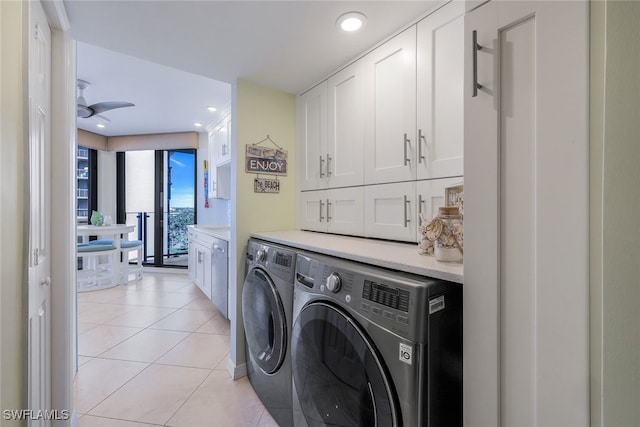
67,0,440,136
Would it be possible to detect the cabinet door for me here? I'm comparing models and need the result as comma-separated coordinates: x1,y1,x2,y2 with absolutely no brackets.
327,62,364,188
298,190,327,232
207,131,218,198
188,234,197,281
364,27,417,184
217,115,231,165
416,177,463,240
296,82,327,191
326,187,364,237
364,182,416,242
464,2,589,426
202,247,213,299
417,2,465,179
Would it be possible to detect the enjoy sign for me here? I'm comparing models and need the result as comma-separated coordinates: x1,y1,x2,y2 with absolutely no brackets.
245,145,288,176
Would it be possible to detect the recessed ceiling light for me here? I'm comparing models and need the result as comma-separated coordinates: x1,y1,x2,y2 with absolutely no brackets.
207,106,217,112
194,122,203,127
336,12,366,32
96,123,105,129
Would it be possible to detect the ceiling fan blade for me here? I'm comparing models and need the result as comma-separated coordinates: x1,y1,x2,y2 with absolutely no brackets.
89,101,135,115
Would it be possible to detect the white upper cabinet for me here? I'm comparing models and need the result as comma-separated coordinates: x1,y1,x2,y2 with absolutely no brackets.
207,112,232,199
327,62,365,188
296,82,327,191
416,1,465,179
216,115,231,165
364,27,417,184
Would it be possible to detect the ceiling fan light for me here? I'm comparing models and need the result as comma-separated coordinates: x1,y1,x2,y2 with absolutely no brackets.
194,122,203,127
337,12,366,32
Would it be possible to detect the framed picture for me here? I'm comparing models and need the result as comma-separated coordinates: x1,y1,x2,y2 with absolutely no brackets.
445,183,464,215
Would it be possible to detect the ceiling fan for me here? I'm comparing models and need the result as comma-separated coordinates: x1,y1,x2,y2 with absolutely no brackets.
77,79,135,119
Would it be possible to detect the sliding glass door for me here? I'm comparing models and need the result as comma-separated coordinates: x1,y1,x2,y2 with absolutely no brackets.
121,149,196,267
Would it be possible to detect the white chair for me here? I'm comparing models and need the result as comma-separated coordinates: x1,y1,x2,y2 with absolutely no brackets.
77,243,117,292
120,239,143,283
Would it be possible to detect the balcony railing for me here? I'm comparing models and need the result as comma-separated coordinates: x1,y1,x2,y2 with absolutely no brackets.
77,148,88,159
77,169,88,178
77,188,89,198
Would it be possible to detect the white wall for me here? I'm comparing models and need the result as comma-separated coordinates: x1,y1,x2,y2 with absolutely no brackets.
591,2,640,425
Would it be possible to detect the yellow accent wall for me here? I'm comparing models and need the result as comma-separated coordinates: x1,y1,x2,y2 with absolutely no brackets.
229,80,295,369
591,1,640,425
0,0,25,420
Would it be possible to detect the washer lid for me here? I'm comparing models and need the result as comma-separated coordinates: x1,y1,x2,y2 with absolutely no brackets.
242,267,287,374
292,302,399,426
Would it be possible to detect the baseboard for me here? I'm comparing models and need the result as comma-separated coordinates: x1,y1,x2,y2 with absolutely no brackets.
227,358,247,380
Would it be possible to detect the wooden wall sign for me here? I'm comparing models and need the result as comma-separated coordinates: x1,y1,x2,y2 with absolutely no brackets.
254,177,280,193
245,135,288,176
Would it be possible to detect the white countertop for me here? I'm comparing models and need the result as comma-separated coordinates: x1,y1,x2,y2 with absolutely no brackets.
251,230,463,284
190,225,231,241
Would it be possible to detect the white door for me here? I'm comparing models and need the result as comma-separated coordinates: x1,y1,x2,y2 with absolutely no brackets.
327,62,365,188
416,1,465,179
364,182,416,242
27,0,52,422
326,187,364,237
296,82,327,191
464,1,589,426
363,27,417,184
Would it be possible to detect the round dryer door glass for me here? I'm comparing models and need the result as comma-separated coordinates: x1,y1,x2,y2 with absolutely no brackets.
242,267,287,374
292,302,398,427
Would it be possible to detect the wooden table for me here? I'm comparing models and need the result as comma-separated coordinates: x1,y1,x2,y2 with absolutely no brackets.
77,224,135,286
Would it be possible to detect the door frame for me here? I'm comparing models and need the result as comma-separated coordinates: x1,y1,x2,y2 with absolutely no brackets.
41,0,77,425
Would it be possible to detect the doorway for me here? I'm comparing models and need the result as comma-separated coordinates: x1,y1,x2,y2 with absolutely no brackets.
120,149,197,268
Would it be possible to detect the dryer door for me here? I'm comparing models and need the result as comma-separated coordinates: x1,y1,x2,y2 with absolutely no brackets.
292,302,399,427
242,267,287,374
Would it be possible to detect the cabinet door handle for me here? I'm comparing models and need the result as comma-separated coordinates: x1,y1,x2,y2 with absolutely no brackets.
319,199,325,222
326,199,332,222
198,251,203,263
319,156,325,178
472,30,484,97
418,129,426,163
403,195,411,227
326,154,332,177
404,133,411,166
418,194,424,215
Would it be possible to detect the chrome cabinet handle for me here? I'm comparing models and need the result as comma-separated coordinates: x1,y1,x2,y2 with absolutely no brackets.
472,30,484,97
319,199,325,222
404,134,411,166
403,195,411,227
326,199,332,222
319,156,325,178
418,129,426,163
326,154,332,177
418,194,424,215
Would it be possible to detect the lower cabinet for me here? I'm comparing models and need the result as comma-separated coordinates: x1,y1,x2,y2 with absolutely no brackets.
188,228,229,318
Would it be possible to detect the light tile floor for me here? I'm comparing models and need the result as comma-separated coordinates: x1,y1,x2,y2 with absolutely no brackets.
75,271,278,427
